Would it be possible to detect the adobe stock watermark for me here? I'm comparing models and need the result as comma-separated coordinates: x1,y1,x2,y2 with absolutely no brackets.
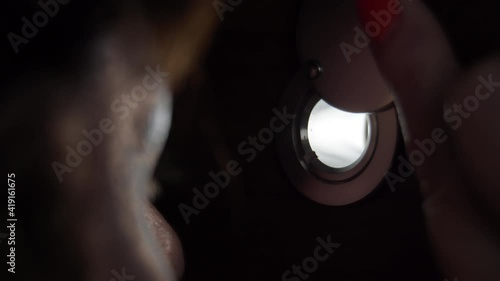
110,268,135,281
7,0,71,54
340,0,410,64
51,65,169,183
178,107,296,224
386,73,500,191
282,235,341,281
213,0,243,21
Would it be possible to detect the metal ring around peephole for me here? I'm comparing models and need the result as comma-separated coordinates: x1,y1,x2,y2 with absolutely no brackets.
277,72,399,206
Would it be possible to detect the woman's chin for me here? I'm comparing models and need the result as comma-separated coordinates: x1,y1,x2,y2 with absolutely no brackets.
144,203,185,279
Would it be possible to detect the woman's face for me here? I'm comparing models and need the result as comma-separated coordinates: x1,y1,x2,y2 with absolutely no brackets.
6,2,218,280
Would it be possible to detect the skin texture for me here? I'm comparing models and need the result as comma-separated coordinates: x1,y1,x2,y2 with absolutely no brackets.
1,1,217,281
360,0,500,280
31,25,181,281
1,0,499,280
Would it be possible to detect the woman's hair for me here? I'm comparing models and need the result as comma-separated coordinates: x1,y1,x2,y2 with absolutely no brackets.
0,0,189,87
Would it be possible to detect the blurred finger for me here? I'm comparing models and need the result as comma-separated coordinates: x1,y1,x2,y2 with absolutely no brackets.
444,57,500,219
357,0,460,192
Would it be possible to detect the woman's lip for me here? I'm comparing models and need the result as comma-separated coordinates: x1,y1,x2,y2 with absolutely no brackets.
144,203,185,279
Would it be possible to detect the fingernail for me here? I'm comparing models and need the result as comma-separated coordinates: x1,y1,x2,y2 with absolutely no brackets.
356,0,404,44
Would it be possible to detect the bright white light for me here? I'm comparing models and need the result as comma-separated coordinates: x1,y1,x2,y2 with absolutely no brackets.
307,99,370,168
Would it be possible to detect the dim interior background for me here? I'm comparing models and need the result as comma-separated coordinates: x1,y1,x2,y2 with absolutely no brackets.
153,1,500,281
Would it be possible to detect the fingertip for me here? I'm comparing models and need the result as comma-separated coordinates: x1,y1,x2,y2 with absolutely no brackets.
356,0,404,45
357,0,459,140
